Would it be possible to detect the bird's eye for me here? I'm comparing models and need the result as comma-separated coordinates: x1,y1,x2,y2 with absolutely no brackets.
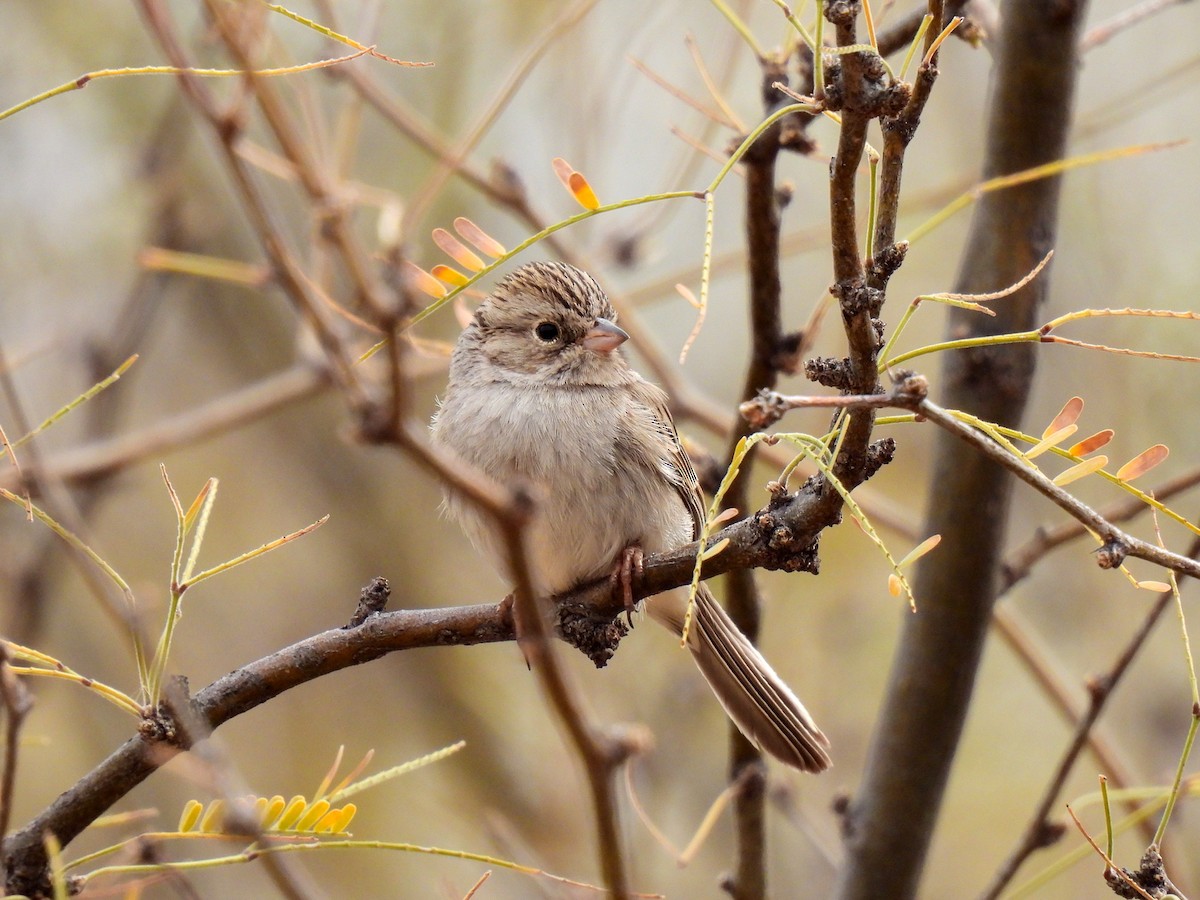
534,322,560,342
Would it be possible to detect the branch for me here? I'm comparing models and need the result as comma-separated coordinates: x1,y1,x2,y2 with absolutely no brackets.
0,647,33,846
981,536,1200,899
720,51,795,900
2,597,511,895
835,4,1091,896
4,423,893,896
1,365,331,494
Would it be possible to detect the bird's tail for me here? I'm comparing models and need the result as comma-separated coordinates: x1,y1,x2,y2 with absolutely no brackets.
647,585,831,773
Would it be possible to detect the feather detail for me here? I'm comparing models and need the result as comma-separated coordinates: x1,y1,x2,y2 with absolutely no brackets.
649,587,831,773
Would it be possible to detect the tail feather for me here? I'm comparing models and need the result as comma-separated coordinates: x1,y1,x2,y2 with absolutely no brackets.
648,586,831,773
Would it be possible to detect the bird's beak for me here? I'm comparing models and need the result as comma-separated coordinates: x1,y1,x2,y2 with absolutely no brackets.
581,317,629,353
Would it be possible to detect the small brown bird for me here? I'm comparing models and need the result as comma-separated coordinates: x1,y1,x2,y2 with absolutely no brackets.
431,261,830,772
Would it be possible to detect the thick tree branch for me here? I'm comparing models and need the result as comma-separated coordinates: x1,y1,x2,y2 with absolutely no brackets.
834,5,1093,885
4,411,907,896
3,599,511,895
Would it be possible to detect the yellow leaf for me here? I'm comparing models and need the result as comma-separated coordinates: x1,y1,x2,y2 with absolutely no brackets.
295,799,331,832
1052,455,1108,486
328,803,357,833
1027,424,1078,459
551,156,574,186
275,795,308,831
198,799,225,833
552,157,601,210
675,283,700,310
568,171,600,210
431,264,470,287
261,795,287,830
897,534,941,569
178,799,204,833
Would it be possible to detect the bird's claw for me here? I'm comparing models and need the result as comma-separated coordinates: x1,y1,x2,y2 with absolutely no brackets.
611,545,644,627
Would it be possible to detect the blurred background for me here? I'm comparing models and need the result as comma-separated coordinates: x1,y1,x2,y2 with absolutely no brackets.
2,1,1200,896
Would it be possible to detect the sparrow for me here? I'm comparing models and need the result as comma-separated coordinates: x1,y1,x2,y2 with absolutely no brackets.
430,261,830,772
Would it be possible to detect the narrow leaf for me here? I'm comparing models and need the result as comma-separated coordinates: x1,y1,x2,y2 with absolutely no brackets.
182,478,219,582
430,264,470,287
12,355,138,449
402,262,447,299
329,741,465,803
1117,444,1169,482
263,4,433,67
1044,396,1084,438
431,227,485,272
182,478,217,532
178,799,204,833
453,217,506,258
1052,455,1108,486
897,534,941,569
182,515,329,590
1027,424,1078,459
314,745,345,801
330,748,376,798
923,15,963,65
567,171,600,210
1068,429,1114,457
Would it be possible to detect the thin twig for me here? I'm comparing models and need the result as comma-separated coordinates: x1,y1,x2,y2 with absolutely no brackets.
402,0,600,235
1001,465,1200,591
202,0,393,321
1079,0,1192,52
979,535,1198,899
912,394,1200,580
1,365,331,493
136,0,366,399
719,50,790,899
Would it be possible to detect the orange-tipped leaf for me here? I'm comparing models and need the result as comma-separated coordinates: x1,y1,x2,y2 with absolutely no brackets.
403,262,447,299
1044,396,1084,438
1116,444,1168,482
431,264,470,287
432,227,485,272
568,171,600,210
1068,429,1114,457
452,217,506,258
